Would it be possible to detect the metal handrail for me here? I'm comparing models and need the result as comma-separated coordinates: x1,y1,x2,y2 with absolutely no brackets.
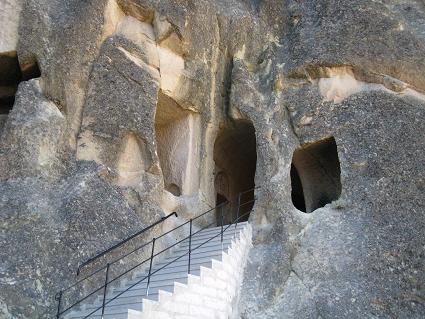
76,212,178,276
80,202,256,319
55,186,260,318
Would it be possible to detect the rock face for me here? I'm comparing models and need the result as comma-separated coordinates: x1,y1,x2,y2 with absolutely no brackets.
0,0,424,318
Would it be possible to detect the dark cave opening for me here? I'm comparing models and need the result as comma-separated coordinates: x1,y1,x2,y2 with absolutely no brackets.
214,120,257,225
290,164,306,212
290,137,342,213
0,51,41,115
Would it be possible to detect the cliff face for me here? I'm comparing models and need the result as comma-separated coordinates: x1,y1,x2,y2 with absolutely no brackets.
0,0,424,318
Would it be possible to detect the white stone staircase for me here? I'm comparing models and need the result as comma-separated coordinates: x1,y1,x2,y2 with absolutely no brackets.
65,222,252,319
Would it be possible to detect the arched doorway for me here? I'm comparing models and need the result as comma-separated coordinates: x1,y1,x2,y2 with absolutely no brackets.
213,120,257,225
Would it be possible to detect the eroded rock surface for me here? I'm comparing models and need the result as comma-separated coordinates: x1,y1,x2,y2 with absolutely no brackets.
0,0,424,318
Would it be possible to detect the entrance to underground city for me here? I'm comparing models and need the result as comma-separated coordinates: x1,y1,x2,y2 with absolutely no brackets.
213,120,257,225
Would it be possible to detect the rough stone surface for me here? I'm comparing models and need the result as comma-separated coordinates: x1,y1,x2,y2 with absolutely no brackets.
0,0,424,318
0,0,22,52
0,79,66,179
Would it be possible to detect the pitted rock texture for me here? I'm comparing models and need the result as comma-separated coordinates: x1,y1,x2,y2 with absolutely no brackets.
0,0,424,318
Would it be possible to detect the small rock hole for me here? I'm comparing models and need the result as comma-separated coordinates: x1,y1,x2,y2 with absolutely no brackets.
290,137,342,213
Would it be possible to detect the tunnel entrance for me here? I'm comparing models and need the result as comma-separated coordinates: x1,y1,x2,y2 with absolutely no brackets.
290,137,341,213
213,120,257,225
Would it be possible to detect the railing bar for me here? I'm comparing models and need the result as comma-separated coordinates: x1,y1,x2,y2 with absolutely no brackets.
189,210,253,253
238,199,257,207
156,220,190,240
182,221,217,240
58,284,105,316
235,193,241,234
146,238,156,296
192,221,217,235
106,240,153,267
192,201,228,220
106,257,151,286
153,238,188,257
62,265,107,293
100,264,110,319
188,219,192,274
190,227,229,252
220,205,224,244
55,291,62,319
82,305,100,319
68,240,153,292
239,186,261,196
153,220,217,258
155,201,229,241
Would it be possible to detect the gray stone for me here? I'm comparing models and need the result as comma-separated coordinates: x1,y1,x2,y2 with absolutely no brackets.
0,0,22,52
0,79,66,180
0,0,424,318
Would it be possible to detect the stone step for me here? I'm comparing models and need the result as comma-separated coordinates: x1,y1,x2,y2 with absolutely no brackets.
134,260,212,279
69,303,141,319
174,234,235,249
190,223,246,237
110,283,175,299
180,228,241,242
163,246,228,261
151,252,223,270
170,245,229,259
130,269,200,284
174,239,233,253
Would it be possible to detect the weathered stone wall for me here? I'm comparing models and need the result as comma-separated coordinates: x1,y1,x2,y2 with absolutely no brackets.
0,0,424,318
0,0,22,52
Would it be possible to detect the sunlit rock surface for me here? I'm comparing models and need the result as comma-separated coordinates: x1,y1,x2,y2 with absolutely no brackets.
0,0,424,318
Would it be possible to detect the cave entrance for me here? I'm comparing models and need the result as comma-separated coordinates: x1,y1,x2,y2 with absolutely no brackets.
0,51,41,131
213,120,257,225
290,137,342,213
155,91,200,196
0,51,40,114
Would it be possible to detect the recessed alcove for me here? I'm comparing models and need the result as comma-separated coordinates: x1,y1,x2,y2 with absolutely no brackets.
167,183,181,196
155,91,200,196
213,120,257,225
290,137,342,213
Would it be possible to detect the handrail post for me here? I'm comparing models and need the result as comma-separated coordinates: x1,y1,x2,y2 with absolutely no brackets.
220,204,224,246
101,263,110,319
55,291,62,319
146,238,156,296
188,219,192,274
235,192,241,233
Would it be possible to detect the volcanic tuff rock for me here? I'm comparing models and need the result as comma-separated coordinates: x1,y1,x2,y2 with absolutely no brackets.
0,0,424,318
